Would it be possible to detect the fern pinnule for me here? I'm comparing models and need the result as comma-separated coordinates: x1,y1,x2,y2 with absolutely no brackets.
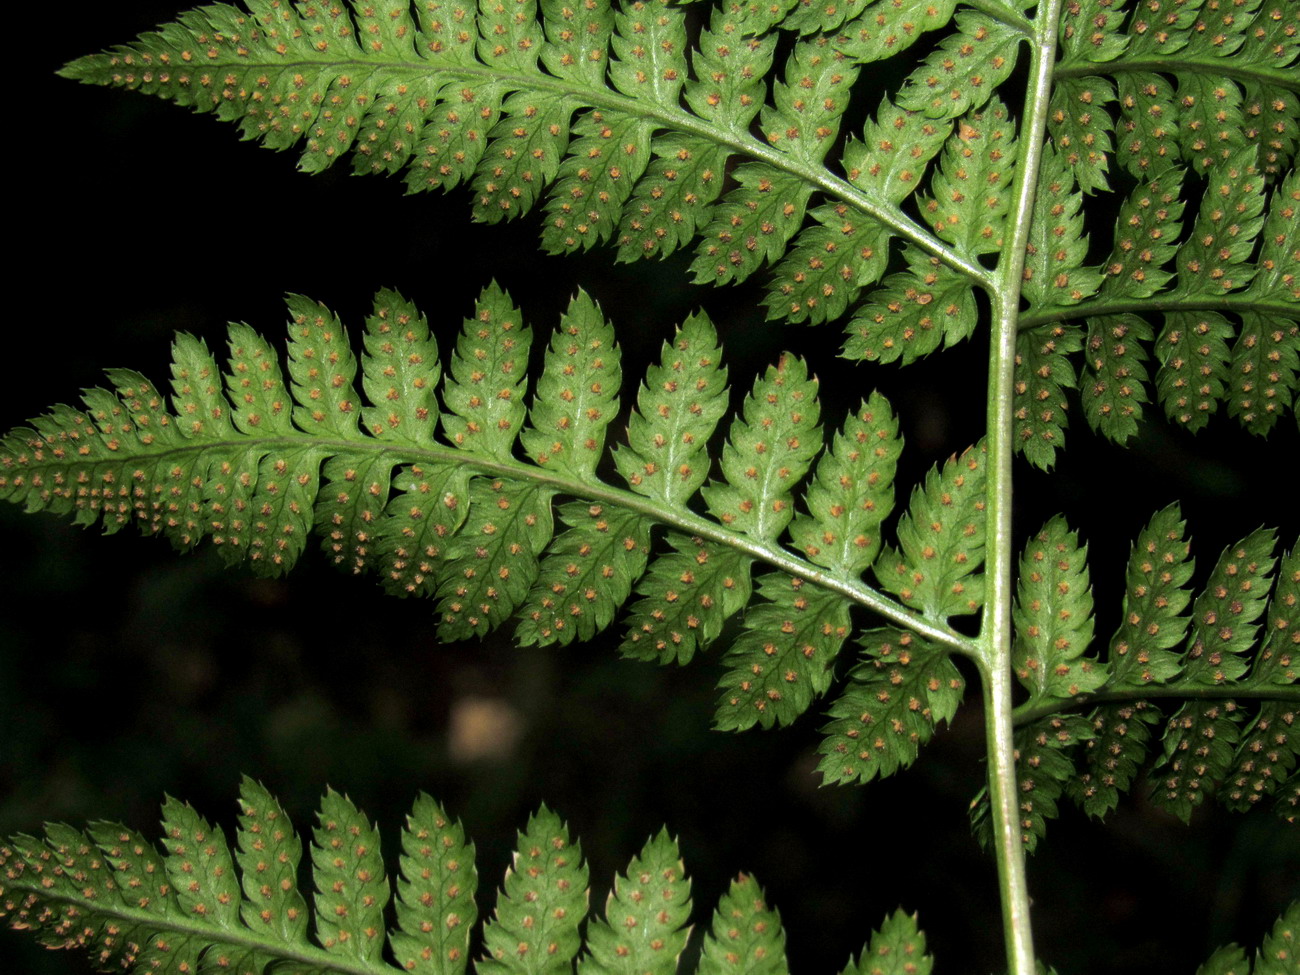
696,873,789,975
480,807,588,975
817,627,966,786
877,441,988,620
837,909,934,975
234,781,310,945
1012,515,1106,701
577,829,691,975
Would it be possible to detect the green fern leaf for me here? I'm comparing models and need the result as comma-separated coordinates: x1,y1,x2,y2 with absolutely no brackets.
1099,170,1187,300
391,793,478,975
1149,529,1280,821
1196,943,1251,975
895,13,1022,122
1048,76,1118,195
1222,699,1300,814
21,820,203,972
481,807,588,975
1256,542,1300,687
877,442,987,618
1221,543,1300,813
691,167,815,286
1278,768,1300,821
614,313,728,509
1082,313,1155,444
789,392,902,577
235,778,309,945
1107,504,1195,686
619,534,754,666
1115,71,1182,178
311,789,390,962
442,284,533,460
615,135,729,262
1229,312,1300,435
1184,528,1278,685
159,797,242,931
1010,149,1300,443
1176,150,1268,297
817,628,965,786
1151,694,1248,823
1055,0,1129,65
838,908,933,975
1055,0,1300,177
1013,516,1107,702
1023,146,1102,309
1253,171,1300,303
578,830,691,975
702,354,822,543
715,573,852,730
1255,901,1300,975
764,203,890,325
831,0,957,62
16,789,901,975
521,291,621,477
919,98,1018,257
683,4,777,136
844,99,952,206
517,501,652,645
972,714,1093,852
841,248,977,364
696,874,789,975
1155,310,1236,433
1081,314,1154,444
717,385,904,725
1013,322,1082,470
1068,700,1163,818
378,462,473,598
78,272,849,658
437,478,556,640
60,0,1000,338
761,38,859,166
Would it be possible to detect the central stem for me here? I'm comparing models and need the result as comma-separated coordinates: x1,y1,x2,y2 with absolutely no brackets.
981,1,1066,973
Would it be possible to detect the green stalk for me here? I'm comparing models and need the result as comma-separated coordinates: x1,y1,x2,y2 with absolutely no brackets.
1053,57,1300,93
1016,295,1298,331
981,1,1066,972
1012,683,1300,727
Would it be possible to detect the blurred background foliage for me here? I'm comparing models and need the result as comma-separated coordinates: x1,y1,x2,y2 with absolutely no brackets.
4,4,1296,973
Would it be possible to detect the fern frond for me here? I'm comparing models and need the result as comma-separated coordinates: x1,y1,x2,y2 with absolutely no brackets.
877,441,988,619
391,792,478,975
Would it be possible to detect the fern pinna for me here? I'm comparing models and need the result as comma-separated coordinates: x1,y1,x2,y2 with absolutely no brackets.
1,780,1294,975
2,282,1295,826
4,0,1300,971
56,0,1300,459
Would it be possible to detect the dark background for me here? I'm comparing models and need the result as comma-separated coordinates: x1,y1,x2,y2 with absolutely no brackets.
3,4,1297,974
